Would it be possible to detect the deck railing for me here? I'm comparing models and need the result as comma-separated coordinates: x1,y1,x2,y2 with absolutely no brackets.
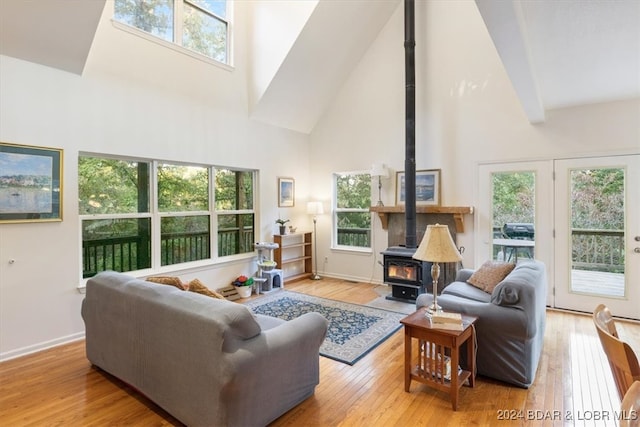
217,227,254,257
83,227,625,277
161,231,210,266
83,235,148,277
492,226,624,273
572,228,624,273
83,227,254,278
337,227,371,247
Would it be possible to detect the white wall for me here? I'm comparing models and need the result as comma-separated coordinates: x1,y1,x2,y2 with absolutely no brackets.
309,1,640,282
2,0,639,360
0,2,314,360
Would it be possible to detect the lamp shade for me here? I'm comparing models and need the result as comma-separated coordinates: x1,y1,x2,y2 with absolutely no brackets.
371,163,389,178
307,201,324,215
413,224,462,263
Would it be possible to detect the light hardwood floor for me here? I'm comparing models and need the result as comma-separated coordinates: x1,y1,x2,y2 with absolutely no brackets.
1,277,639,426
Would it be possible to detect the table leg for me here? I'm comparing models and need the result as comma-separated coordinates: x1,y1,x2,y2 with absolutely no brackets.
467,328,476,388
450,346,459,411
404,327,411,392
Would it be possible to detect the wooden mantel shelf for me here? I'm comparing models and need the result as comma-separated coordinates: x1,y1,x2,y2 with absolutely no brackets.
369,206,474,233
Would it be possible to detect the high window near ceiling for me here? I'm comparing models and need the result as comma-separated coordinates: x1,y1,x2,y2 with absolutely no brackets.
333,172,372,250
79,155,255,278
114,0,230,64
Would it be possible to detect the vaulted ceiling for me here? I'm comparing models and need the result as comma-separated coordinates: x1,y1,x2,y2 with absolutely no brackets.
1,0,638,130
477,0,640,123
248,0,400,134
0,0,106,75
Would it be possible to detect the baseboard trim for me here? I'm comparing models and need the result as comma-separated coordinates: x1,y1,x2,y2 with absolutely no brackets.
320,272,383,285
0,332,85,362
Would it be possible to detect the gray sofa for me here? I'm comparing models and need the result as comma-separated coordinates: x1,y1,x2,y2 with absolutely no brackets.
416,260,547,388
81,271,328,426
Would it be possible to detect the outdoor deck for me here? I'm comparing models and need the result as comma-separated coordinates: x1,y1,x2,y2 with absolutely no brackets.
571,268,625,297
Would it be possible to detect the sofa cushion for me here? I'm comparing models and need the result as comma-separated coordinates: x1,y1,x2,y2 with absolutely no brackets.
467,261,515,293
442,281,492,303
188,278,225,300
146,276,186,290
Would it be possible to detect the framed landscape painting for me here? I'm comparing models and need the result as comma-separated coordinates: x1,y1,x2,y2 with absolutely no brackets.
0,142,63,223
395,169,441,206
278,177,295,207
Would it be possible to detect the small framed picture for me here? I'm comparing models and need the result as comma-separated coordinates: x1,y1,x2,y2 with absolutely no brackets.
278,177,295,207
396,169,441,206
0,142,64,223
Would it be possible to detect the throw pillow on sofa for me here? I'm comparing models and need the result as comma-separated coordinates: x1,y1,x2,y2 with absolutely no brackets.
188,278,226,300
146,276,186,290
467,261,515,293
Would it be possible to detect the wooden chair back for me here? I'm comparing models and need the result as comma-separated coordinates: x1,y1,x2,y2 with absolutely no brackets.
594,303,620,338
620,381,640,427
593,304,640,401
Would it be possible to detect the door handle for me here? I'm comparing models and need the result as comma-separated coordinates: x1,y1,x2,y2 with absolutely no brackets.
635,247,640,253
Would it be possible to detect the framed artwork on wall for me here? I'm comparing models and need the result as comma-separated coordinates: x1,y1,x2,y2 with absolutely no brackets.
395,169,441,206
0,142,63,223
278,177,295,207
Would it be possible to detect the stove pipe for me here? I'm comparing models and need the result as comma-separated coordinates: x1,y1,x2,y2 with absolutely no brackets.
404,0,417,249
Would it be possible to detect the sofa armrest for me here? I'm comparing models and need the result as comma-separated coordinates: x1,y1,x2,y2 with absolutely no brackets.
252,312,328,355
491,261,546,309
415,293,431,309
491,279,536,308
221,312,328,425
224,311,327,369
455,268,475,283
490,261,547,338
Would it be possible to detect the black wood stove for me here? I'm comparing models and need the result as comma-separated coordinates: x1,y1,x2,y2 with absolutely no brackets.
382,246,454,303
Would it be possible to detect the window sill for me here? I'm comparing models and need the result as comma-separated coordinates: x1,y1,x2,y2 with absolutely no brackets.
330,246,373,255
111,20,234,71
76,253,255,294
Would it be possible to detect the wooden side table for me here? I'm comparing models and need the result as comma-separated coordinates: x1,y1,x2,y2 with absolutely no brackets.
400,307,478,410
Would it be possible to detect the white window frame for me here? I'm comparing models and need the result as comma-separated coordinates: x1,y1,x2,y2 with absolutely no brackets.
79,153,256,281
213,167,257,261
332,170,373,253
111,0,233,68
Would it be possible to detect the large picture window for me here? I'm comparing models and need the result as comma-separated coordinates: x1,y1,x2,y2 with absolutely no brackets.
114,0,230,64
333,172,372,250
79,155,255,278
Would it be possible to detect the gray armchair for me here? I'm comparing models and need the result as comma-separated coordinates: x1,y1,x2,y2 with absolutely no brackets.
416,260,547,388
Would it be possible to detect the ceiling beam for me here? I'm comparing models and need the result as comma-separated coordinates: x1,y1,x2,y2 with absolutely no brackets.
475,0,545,123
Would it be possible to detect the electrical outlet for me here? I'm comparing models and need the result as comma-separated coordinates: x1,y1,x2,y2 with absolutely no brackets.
324,256,328,263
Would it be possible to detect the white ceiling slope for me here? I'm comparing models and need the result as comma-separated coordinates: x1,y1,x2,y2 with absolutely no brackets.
249,0,400,134
0,0,106,75
476,0,640,124
0,0,637,129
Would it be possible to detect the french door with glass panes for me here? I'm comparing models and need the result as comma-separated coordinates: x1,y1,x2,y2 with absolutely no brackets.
554,155,640,319
476,161,554,306
479,156,640,318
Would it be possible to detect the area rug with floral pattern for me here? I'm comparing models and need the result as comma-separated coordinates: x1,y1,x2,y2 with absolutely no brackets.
245,291,405,365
